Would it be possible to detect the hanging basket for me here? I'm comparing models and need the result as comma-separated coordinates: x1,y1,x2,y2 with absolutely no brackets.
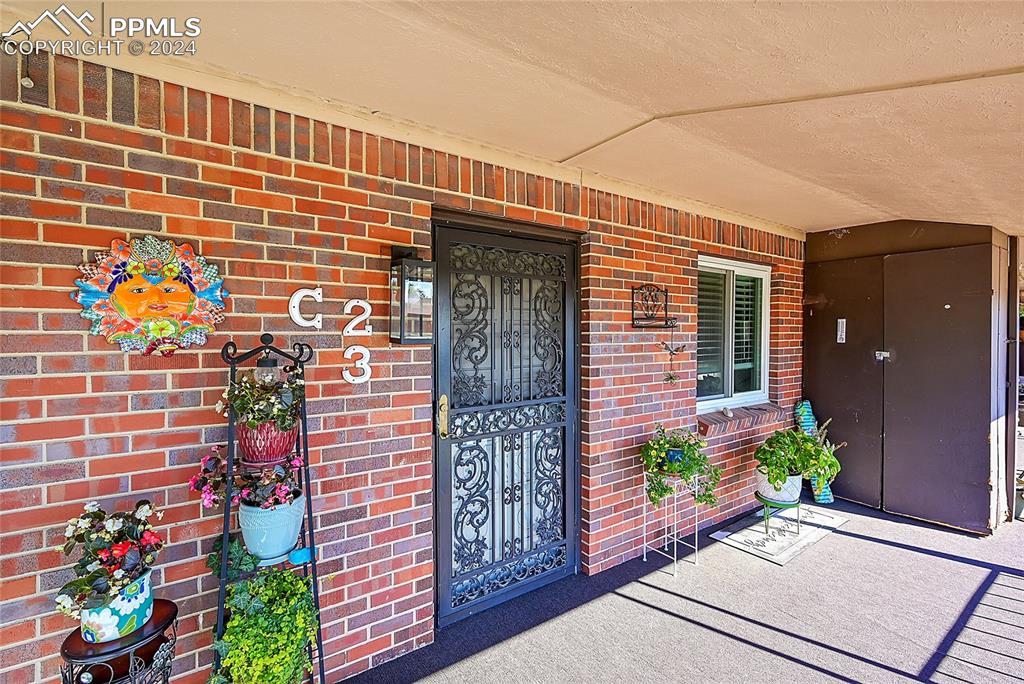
237,422,298,463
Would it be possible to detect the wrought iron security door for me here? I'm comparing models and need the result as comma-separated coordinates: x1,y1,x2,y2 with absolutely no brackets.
435,225,578,625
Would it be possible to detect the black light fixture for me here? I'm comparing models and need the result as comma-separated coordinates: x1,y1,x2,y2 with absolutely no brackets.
389,246,434,344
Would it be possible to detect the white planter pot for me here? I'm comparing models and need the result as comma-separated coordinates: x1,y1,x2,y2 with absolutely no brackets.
238,495,305,564
755,471,802,504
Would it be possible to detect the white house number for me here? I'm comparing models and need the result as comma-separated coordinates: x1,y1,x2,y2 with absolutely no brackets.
288,288,373,384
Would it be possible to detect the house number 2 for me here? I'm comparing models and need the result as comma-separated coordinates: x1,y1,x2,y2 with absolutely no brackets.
341,299,372,385
288,288,373,384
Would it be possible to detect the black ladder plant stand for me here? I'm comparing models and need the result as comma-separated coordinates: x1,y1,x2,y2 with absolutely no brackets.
213,333,326,684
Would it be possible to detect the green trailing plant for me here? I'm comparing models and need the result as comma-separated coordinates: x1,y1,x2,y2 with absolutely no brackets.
210,567,317,684
206,536,260,582
754,418,845,490
640,424,722,507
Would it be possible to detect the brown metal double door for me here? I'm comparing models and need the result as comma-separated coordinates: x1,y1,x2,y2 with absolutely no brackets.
804,244,993,533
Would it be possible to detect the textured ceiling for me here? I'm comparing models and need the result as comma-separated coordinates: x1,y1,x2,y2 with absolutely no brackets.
3,1,1022,234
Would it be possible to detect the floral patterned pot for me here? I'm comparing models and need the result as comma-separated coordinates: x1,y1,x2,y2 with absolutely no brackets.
239,496,306,564
80,569,154,644
236,422,298,463
755,471,803,504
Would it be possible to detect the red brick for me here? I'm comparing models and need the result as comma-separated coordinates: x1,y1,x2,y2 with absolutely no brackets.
201,166,261,189
85,123,162,152
89,451,166,477
127,191,199,216
210,95,230,145
163,83,185,135
52,56,80,114
0,108,80,137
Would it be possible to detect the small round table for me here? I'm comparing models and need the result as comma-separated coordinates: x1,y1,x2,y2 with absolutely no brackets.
754,492,801,535
60,599,178,684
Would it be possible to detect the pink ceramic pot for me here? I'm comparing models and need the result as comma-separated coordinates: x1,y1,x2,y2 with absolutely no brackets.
236,422,298,463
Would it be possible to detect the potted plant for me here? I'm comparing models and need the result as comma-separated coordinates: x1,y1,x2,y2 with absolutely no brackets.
640,424,723,507
753,419,844,503
217,367,305,463
190,446,305,563
55,500,164,643
210,566,318,684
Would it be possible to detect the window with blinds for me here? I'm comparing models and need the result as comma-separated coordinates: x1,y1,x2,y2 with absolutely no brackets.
696,257,770,408
697,271,726,398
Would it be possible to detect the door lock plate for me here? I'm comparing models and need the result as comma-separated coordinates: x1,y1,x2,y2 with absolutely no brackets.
875,350,891,361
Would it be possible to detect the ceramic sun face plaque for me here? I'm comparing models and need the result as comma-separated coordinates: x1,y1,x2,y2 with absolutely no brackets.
73,236,228,356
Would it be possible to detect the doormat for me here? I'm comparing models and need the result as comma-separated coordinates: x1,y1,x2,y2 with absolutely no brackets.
709,505,848,565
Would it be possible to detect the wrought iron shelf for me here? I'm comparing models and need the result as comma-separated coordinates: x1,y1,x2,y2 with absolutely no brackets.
632,284,678,329
213,334,326,684
60,599,178,684
641,475,701,576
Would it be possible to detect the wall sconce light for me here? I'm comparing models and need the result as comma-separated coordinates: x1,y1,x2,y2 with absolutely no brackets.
389,246,434,344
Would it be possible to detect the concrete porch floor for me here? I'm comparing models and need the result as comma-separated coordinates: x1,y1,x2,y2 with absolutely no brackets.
352,500,1024,684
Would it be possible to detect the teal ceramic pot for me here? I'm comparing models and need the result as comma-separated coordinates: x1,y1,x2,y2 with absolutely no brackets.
80,569,154,643
239,495,305,564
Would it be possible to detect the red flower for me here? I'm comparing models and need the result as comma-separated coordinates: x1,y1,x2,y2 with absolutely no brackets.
97,549,111,561
141,530,162,547
111,541,133,558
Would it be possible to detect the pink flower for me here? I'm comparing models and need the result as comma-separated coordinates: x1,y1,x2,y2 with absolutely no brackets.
188,474,200,491
141,530,162,547
200,485,218,509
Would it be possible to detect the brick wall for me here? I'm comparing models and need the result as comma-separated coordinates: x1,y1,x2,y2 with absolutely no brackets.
0,52,803,682
579,217,802,572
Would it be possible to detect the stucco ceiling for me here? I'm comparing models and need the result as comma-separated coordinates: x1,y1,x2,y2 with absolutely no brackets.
3,1,1023,235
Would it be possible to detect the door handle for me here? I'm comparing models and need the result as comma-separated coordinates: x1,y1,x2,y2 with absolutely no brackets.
437,394,449,439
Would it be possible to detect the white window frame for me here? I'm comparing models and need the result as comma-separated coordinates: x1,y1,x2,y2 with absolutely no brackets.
696,255,771,414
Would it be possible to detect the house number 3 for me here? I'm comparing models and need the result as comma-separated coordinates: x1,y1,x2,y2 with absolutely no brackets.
341,299,372,385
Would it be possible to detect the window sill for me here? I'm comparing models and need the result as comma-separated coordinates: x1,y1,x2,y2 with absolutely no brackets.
696,402,786,439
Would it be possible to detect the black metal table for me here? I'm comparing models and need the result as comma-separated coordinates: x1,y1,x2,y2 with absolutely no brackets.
60,599,178,684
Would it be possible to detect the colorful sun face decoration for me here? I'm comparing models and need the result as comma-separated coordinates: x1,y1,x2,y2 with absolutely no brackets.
73,236,228,356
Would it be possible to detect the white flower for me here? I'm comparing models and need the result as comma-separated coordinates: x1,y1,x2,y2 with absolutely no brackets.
77,519,90,528
112,569,125,579
87,561,101,572
55,594,74,611
215,400,225,414
65,525,75,537
135,504,153,520
104,518,123,533
156,510,164,520
84,501,100,513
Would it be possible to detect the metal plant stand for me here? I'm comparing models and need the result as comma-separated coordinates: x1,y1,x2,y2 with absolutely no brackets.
641,475,701,576
60,599,177,684
213,334,325,684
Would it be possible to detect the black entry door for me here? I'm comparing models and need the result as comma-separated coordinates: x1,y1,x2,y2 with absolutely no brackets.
434,224,578,626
